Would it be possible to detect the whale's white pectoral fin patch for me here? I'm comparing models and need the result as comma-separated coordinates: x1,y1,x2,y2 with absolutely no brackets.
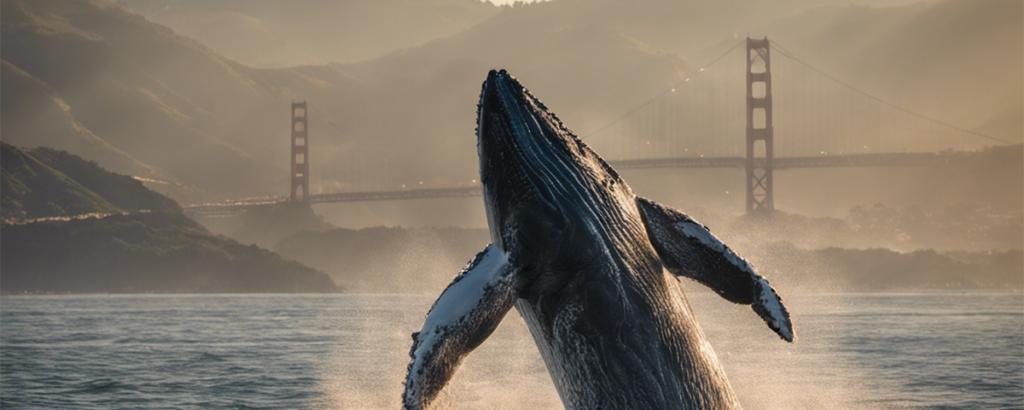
403,244,519,409
752,277,794,341
636,196,794,342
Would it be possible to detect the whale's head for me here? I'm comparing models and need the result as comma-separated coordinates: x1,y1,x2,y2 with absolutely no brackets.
476,70,632,275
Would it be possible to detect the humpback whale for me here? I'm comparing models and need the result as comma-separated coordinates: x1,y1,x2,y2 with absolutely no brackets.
402,69,793,410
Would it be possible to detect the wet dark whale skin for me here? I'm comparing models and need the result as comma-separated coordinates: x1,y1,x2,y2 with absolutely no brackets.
477,69,741,410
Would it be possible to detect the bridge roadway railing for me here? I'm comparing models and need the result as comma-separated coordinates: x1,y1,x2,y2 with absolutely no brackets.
609,152,965,170
307,186,482,203
183,151,965,216
183,197,289,216
182,187,483,216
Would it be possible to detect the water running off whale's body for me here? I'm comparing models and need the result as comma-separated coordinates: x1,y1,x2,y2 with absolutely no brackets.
402,69,794,410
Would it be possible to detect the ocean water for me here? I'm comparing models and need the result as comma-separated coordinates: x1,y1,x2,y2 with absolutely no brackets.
1,292,1021,410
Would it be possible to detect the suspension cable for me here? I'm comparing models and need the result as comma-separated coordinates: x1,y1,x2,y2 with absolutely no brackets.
770,41,1013,145
306,102,348,139
581,39,746,140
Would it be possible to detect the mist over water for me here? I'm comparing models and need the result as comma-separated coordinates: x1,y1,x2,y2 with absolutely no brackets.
3,292,1020,410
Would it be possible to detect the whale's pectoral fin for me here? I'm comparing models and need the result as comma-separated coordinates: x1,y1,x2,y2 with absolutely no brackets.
636,196,794,342
402,244,519,409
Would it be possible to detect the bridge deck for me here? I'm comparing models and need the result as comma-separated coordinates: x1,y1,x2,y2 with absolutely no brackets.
183,152,965,216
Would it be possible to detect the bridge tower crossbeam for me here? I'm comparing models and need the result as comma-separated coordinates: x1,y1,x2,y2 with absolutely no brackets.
745,37,774,213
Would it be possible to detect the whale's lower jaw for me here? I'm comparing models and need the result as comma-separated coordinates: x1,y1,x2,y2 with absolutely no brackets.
514,269,741,410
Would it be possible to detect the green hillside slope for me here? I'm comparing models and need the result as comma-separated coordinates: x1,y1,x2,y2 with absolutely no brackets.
1,0,288,201
1,142,179,223
1,143,338,293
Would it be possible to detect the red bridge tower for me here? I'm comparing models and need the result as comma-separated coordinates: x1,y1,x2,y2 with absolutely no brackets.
746,38,774,213
291,101,309,201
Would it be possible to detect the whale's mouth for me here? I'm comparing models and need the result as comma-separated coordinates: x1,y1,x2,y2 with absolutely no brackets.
475,69,631,264
477,69,571,201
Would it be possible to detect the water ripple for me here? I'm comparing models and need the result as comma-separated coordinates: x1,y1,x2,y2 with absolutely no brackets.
1,293,1020,410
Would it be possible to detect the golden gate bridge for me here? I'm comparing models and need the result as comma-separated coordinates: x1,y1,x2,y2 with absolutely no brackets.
184,38,1013,217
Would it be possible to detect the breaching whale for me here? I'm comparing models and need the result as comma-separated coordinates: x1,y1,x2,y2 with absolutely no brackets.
402,69,793,410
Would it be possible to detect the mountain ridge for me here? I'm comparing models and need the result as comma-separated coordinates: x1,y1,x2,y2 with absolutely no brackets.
119,0,501,67
2,0,1019,210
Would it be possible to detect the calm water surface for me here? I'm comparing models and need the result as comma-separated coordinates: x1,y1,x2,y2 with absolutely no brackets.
2,292,1021,409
